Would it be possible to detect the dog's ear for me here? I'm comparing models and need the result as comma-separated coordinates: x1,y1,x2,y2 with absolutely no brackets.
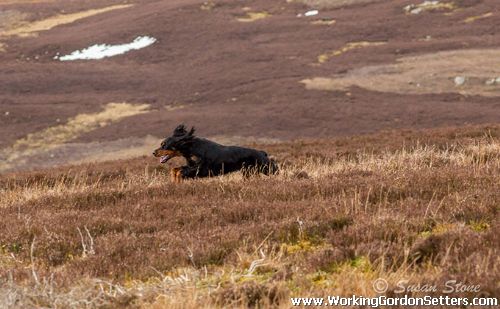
188,127,195,136
173,124,187,136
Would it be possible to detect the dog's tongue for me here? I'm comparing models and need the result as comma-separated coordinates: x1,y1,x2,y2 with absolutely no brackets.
160,155,170,164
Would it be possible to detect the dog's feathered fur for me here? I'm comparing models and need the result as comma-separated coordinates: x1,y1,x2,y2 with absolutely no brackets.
153,125,278,181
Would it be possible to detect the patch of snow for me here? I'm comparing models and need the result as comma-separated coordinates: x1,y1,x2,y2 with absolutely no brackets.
454,76,466,86
485,77,500,85
485,78,495,85
404,1,442,14
304,10,319,17
409,7,423,14
55,36,157,61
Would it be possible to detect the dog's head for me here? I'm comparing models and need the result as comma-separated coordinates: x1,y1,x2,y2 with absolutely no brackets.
153,124,195,163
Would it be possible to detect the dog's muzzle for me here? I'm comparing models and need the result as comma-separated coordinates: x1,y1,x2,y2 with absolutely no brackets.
153,149,180,164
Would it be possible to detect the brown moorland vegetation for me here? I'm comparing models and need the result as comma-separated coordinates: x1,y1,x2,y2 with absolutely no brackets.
0,125,499,308
2,0,500,152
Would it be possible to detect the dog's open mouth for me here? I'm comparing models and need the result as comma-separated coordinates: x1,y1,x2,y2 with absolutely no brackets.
154,148,180,163
160,155,171,164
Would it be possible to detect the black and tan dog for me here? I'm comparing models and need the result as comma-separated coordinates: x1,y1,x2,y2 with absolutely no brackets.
153,125,278,182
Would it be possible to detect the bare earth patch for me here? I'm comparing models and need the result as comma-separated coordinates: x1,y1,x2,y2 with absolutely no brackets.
69,136,161,166
303,49,500,97
0,102,150,172
0,4,133,37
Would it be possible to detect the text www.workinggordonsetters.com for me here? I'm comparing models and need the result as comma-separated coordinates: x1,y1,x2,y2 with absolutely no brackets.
290,295,498,307
291,278,498,307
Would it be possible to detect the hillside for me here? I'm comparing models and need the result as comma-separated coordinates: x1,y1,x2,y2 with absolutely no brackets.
0,125,498,308
1,0,500,172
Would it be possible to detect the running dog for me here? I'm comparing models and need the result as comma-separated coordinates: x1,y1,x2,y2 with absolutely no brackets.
153,125,278,182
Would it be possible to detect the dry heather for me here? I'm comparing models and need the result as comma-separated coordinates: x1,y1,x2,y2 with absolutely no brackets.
0,125,499,308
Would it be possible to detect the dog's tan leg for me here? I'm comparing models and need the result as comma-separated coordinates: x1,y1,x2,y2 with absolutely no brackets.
171,167,183,183
175,168,183,183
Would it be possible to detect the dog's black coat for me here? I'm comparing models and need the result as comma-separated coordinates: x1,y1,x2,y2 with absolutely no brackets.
155,125,278,179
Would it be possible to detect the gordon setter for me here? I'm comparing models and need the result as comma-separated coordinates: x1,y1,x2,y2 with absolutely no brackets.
153,125,278,182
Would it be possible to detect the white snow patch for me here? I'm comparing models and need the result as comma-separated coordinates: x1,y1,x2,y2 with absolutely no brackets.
55,36,157,61
454,76,466,86
403,1,453,15
304,10,319,17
